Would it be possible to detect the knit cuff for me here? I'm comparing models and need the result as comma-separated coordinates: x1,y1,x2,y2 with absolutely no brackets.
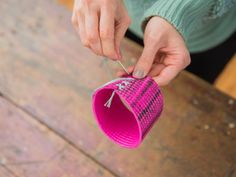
142,0,215,41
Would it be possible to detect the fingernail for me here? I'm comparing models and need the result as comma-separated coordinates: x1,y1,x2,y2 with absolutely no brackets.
133,70,144,79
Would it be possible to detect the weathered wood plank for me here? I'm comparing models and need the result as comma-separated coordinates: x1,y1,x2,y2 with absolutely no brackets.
0,167,17,177
0,97,116,177
0,0,236,177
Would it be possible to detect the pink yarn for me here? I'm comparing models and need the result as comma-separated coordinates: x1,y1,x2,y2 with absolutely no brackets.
92,76,163,148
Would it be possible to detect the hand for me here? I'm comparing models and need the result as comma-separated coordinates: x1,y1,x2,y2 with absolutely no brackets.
117,16,191,86
71,0,131,60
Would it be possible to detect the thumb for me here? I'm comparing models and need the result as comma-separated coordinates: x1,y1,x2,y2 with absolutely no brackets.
133,42,159,79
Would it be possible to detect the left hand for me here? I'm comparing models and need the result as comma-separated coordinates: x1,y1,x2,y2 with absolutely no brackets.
117,16,191,86
71,0,130,60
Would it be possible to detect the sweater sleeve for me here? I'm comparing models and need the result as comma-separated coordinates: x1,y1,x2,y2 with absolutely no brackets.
141,0,236,41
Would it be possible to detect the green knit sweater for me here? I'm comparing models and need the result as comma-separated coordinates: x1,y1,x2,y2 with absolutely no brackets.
124,0,236,53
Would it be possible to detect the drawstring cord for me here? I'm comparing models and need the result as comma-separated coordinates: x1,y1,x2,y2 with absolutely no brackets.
103,58,130,108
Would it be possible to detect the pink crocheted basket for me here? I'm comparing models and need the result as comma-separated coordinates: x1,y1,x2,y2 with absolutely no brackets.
92,76,163,148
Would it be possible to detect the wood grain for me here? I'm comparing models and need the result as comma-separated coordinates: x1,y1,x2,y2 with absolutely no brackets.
0,97,115,177
0,167,17,177
0,0,236,177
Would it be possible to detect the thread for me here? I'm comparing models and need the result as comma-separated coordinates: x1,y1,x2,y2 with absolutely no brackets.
104,91,115,108
116,60,130,75
104,80,131,108
103,58,130,108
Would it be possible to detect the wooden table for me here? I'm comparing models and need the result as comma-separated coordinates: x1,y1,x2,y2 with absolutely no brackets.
0,0,236,176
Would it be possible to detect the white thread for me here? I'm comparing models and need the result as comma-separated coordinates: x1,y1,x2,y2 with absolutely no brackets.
103,57,130,75
95,78,134,91
104,91,116,108
104,80,131,108
122,80,129,86
97,57,132,108
116,60,129,75
116,83,126,90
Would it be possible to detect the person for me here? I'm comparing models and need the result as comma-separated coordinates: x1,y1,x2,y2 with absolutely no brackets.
71,0,236,86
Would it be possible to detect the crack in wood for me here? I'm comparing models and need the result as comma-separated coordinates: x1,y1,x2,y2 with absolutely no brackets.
1,146,67,167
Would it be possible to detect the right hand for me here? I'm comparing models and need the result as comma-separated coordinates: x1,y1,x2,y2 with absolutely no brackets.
117,17,190,86
72,0,131,60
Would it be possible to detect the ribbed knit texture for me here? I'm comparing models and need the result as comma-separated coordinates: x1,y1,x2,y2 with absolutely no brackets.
124,0,236,53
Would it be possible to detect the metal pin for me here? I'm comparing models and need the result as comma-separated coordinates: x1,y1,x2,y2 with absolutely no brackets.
116,60,129,75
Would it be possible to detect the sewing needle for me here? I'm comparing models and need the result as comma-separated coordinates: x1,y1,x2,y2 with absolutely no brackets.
116,60,130,75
